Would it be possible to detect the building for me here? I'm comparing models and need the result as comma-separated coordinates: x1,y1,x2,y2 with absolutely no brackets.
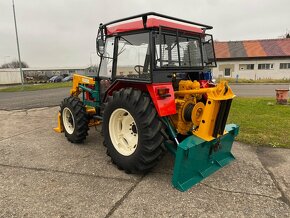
0,68,22,85
213,38,290,80
0,66,94,85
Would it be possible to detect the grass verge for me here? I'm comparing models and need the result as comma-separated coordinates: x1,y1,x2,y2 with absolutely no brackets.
0,82,72,92
228,97,290,148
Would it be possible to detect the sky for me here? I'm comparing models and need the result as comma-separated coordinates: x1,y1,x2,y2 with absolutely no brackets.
0,0,289,67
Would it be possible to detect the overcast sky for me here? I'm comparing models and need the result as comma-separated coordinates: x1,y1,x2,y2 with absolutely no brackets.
0,0,289,67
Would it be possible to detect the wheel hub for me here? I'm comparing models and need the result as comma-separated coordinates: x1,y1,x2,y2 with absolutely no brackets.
62,107,75,134
131,123,137,134
109,108,138,156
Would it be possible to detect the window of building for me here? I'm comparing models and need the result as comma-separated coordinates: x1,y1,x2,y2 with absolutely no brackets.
280,63,290,69
258,64,274,70
239,64,254,70
224,68,231,77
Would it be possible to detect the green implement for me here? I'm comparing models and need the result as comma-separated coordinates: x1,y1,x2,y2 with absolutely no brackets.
166,124,239,192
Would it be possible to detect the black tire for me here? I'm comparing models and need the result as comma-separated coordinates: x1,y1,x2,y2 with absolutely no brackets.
103,88,164,173
60,96,89,143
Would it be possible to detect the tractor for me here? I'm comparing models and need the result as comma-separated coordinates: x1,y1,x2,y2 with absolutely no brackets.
54,12,239,191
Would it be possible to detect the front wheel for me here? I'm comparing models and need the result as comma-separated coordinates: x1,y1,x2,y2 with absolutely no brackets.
60,96,89,143
103,88,164,173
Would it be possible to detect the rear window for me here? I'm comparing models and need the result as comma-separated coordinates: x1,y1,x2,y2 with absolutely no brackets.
154,32,202,68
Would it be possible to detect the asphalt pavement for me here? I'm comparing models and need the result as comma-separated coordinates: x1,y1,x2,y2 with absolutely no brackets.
0,87,69,110
0,84,289,110
230,83,290,97
0,107,289,217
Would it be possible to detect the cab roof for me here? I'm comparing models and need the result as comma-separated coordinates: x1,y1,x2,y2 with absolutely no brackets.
101,12,212,36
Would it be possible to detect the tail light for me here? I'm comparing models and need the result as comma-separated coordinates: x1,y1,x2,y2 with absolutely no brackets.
157,88,171,98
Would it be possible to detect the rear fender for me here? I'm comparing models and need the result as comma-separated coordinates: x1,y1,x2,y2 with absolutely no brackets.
104,81,176,117
146,83,176,117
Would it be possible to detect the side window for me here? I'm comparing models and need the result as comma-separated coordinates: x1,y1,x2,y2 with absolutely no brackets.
154,33,202,68
116,33,150,80
99,37,114,78
202,34,216,67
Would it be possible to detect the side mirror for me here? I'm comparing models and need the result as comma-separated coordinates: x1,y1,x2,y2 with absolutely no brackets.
96,38,105,56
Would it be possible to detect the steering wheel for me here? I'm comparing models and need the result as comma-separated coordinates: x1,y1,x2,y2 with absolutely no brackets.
134,65,144,75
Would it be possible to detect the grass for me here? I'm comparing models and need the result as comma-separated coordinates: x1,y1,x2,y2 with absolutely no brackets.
216,78,290,83
228,97,290,148
0,82,72,92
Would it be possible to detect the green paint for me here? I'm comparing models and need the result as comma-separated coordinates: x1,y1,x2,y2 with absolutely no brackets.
166,124,239,192
79,80,101,109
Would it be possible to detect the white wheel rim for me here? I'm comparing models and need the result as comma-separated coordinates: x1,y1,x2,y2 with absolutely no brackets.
109,108,138,156
62,107,75,134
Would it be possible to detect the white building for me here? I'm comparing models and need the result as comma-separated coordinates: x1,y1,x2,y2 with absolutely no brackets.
213,38,290,80
0,68,22,85
0,66,93,85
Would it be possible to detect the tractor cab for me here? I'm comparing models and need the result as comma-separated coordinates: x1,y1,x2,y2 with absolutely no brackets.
96,13,216,85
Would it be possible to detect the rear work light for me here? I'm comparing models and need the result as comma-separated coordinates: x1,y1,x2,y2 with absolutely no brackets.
157,88,171,98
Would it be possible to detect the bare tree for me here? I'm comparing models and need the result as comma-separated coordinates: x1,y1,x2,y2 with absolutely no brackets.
1,60,29,69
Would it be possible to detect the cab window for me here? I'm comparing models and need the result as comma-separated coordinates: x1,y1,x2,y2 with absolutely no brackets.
116,33,150,80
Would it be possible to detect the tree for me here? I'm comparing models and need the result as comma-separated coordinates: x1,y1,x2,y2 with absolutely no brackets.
1,60,29,69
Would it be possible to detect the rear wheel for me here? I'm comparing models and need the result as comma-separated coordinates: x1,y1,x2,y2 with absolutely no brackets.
60,96,89,143
103,88,164,173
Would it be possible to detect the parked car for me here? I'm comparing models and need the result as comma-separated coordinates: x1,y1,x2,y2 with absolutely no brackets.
62,75,73,82
49,75,63,83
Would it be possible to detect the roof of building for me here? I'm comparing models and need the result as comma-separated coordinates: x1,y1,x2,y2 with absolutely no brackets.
214,38,290,60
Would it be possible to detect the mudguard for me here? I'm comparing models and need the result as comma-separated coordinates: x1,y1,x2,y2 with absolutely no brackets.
168,124,239,192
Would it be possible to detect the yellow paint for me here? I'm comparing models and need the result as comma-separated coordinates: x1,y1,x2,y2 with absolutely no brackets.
88,119,102,127
170,80,235,141
178,80,200,91
191,102,205,126
86,107,102,127
54,105,102,133
53,112,63,133
86,107,96,115
70,74,95,96
171,80,203,135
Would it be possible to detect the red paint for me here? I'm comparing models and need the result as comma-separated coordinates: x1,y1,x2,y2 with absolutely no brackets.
106,81,147,97
199,80,215,101
146,83,176,117
107,18,203,35
105,81,176,117
199,80,209,88
85,85,95,100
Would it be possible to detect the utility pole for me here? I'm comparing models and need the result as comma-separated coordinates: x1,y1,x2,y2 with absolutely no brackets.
12,0,24,87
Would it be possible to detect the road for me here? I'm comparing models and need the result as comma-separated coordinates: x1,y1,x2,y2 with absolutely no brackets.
230,83,290,97
0,84,289,110
0,87,70,110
